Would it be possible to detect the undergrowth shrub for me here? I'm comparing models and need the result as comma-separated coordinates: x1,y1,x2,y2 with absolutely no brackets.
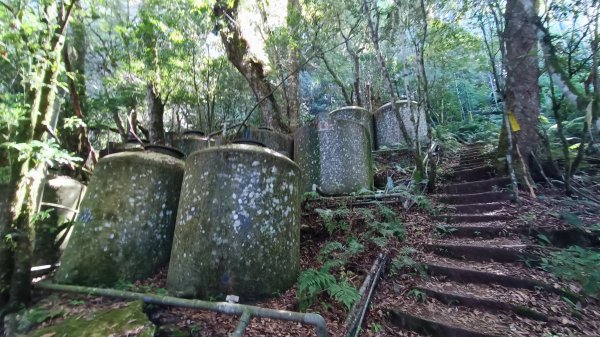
541,245,600,298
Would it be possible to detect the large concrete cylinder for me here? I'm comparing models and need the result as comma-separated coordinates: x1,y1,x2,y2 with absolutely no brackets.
172,130,215,156
33,175,87,266
231,127,293,158
294,118,373,195
167,144,301,300
374,101,428,149
56,147,185,286
329,106,374,149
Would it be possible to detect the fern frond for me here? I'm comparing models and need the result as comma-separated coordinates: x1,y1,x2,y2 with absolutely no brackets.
327,280,360,311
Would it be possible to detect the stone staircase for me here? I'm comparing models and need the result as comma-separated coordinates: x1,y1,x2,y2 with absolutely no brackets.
387,143,599,336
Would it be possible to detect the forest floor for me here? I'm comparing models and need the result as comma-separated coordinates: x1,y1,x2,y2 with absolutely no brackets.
16,144,600,337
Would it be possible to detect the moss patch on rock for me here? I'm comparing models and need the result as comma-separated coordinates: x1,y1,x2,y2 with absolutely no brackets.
27,301,155,337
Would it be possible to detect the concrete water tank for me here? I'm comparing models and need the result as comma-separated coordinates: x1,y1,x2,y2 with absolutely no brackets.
56,146,185,286
374,100,428,149
33,175,87,267
329,106,374,149
167,144,301,299
231,126,293,158
172,130,215,156
294,118,373,195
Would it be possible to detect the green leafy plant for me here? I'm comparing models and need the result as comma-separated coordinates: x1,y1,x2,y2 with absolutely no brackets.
390,247,425,277
541,246,600,297
315,208,351,235
406,288,427,302
297,268,359,311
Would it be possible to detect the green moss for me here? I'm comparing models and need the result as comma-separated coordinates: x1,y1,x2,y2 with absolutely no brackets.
27,301,155,337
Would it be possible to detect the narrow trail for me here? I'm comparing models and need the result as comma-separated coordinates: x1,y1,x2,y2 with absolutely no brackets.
386,143,600,337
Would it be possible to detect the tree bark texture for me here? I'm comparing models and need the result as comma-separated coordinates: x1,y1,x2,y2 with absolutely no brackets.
147,82,166,144
503,0,540,161
214,0,287,132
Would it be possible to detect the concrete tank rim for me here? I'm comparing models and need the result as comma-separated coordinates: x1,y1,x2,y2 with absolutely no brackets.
329,106,370,115
99,149,186,167
374,100,420,115
187,143,300,172
294,117,370,135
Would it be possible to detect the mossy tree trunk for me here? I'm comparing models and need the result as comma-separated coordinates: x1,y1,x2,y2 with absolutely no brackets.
499,0,539,190
213,0,288,132
0,0,76,312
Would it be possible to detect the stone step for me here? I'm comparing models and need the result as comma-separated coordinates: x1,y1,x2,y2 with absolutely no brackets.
435,222,525,239
452,166,495,181
436,191,514,205
424,238,529,263
417,254,581,302
389,299,532,337
414,280,550,321
432,214,512,223
441,177,511,194
460,156,494,166
451,202,506,214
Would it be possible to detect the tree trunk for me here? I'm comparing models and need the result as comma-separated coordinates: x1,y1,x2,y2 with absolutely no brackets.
502,0,540,163
286,0,301,131
321,55,352,105
0,1,76,310
214,0,287,132
147,82,166,144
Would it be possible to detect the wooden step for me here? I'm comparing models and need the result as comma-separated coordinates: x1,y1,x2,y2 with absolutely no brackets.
414,280,553,321
389,300,526,337
451,202,506,214
432,214,512,223
452,166,495,181
424,238,529,262
437,191,514,205
435,223,525,239
441,177,510,194
417,254,581,302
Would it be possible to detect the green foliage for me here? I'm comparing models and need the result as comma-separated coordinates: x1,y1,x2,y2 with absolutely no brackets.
302,191,320,202
390,247,425,277
541,246,600,297
326,280,360,311
1,139,82,168
406,288,427,302
315,207,351,235
297,268,336,309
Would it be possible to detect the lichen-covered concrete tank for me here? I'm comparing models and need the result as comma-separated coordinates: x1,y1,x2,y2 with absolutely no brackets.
172,130,215,156
329,106,374,149
374,100,429,149
167,144,301,300
55,146,185,286
231,126,293,158
294,118,373,195
33,175,87,266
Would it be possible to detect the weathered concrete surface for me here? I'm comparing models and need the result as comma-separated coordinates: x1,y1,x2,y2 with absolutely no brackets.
374,100,428,149
293,121,321,193
294,118,373,195
167,144,301,300
33,175,86,266
329,106,374,149
231,127,294,158
172,130,215,156
56,150,185,286
25,302,155,337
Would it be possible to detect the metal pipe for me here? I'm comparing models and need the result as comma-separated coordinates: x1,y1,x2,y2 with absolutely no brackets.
36,281,328,337
231,310,252,337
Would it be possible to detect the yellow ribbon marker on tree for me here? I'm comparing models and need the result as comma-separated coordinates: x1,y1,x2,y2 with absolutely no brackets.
508,111,521,132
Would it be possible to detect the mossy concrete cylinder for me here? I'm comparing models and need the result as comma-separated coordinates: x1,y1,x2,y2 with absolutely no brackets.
294,118,373,195
167,144,301,300
329,106,374,149
33,175,86,266
374,100,428,149
56,149,185,286
172,131,215,156
232,127,293,158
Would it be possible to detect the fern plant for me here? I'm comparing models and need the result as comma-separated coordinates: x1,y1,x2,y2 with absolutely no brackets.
327,280,360,310
315,208,350,235
297,268,360,311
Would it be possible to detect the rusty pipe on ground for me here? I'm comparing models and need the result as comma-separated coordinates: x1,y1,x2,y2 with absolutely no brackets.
36,281,328,337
